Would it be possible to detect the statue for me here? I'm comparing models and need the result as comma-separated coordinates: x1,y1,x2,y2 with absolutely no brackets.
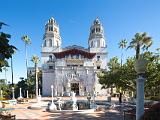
71,91,78,110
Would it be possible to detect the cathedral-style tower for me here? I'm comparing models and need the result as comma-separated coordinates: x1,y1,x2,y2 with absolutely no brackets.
88,18,107,69
41,17,62,64
42,17,61,52
89,18,106,50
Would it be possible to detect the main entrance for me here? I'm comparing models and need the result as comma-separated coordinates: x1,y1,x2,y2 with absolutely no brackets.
71,83,79,95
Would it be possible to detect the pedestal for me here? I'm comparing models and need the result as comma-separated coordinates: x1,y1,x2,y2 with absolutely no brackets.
136,75,145,120
49,103,57,111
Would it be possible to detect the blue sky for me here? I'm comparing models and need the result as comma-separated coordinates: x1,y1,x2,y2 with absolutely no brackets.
0,0,160,83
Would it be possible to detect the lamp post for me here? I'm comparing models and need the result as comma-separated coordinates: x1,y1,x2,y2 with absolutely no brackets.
27,90,29,98
134,56,148,120
12,87,15,99
49,85,57,111
51,85,54,104
39,89,41,96
19,87,22,98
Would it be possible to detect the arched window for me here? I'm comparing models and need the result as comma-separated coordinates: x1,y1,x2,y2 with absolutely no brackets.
49,55,52,61
43,40,46,47
95,41,97,47
96,27,100,32
56,41,59,46
97,40,100,47
49,39,52,47
92,28,95,33
91,41,93,47
50,26,53,31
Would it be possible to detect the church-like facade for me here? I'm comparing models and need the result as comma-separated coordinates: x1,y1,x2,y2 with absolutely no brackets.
41,17,108,96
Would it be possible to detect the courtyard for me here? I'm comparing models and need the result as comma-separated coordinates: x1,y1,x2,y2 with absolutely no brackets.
2,96,124,120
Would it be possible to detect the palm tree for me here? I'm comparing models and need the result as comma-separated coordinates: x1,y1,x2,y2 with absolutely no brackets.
2,67,8,84
21,35,31,79
118,39,127,66
128,32,152,59
31,55,39,99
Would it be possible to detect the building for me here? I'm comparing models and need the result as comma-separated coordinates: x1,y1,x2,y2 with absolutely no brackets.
41,17,108,96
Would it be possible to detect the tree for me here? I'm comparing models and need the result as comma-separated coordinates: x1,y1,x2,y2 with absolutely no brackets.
98,57,137,97
21,35,31,79
118,39,127,66
0,22,17,71
2,66,8,83
31,55,39,99
128,32,152,59
99,57,121,95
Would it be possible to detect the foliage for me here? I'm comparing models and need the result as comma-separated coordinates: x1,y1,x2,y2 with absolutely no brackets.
0,23,17,71
14,69,42,98
98,57,137,95
0,79,12,99
128,32,152,59
99,49,160,99
141,102,160,120
118,39,128,66
21,35,31,45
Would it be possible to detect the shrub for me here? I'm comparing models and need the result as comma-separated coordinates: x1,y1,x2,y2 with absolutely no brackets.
141,102,160,120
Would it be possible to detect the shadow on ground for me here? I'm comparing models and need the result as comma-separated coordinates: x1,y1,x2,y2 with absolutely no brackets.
41,110,123,120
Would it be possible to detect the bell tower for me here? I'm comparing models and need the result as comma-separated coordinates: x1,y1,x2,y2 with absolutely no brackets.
41,17,62,64
88,18,107,69
42,17,61,53
88,18,106,52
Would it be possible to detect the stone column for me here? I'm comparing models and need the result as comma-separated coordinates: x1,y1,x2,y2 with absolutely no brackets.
136,75,145,120
12,87,15,99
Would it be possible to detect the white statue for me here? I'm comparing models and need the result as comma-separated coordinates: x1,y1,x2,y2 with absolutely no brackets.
71,91,78,110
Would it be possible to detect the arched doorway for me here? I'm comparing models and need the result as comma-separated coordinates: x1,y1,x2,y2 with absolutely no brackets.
71,83,79,95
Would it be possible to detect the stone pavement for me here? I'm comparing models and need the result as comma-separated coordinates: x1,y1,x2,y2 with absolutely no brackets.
9,96,123,120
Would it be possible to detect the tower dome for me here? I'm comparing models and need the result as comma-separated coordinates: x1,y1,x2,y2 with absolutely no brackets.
93,18,101,25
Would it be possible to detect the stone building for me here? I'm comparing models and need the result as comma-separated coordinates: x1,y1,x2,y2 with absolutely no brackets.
41,17,108,96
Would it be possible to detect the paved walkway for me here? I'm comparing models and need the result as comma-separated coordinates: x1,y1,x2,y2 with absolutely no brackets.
8,96,124,120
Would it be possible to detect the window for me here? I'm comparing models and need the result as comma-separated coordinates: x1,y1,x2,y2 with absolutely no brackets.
76,54,79,59
96,28,100,32
97,66,100,69
92,28,95,33
91,41,93,47
49,55,52,61
43,40,46,47
49,66,53,69
97,56,100,61
84,87,86,92
49,39,52,47
64,87,66,91
97,40,100,47
50,26,53,31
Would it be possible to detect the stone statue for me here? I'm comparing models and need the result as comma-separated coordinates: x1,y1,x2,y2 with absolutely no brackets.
71,91,78,110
